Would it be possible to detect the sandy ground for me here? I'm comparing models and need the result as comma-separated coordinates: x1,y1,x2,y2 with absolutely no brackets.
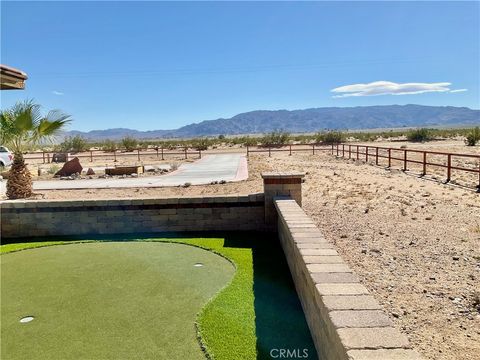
7,141,480,359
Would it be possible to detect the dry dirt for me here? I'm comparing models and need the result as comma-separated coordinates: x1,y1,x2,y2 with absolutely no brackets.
13,142,480,359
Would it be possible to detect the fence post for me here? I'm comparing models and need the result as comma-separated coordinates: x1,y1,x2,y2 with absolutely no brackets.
388,149,391,168
336,143,339,156
331,144,333,155
446,154,451,182
185,147,188,159
47,153,50,163
199,150,202,159
365,146,369,162
137,149,141,161
342,144,345,157
356,146,359,160
90,151,93,162
114,150,117,162
477,163,480,192
422,152,427,176
289,144,292,156
403,150,407,171
42,151,45,164
268,147,271,157
313,144,315,155
246,145,249,158
348,145,351,159
161,147,164,160
156,147,159,158
375,147,379,165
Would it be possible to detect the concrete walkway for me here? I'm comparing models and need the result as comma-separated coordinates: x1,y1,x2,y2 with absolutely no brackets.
0,154,248,193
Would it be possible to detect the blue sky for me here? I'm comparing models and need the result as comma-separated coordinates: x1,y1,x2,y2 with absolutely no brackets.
1,1,479,131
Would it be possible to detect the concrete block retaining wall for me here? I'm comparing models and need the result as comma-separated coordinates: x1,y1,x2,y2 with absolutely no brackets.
0,194,265,238
275,198,421,360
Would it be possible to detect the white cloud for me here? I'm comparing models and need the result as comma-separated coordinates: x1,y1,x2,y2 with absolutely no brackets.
331,81,453,98
52,90,64,96
449,88,468,93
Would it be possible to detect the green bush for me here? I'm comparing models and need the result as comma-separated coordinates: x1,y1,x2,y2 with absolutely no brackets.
102,139,118,152
57,135,88,153
407,128,432,142
190,138,211,151
315,131,345,144
47,164,60,175
465,127,480,146
121,136,138,151
260,131,290,147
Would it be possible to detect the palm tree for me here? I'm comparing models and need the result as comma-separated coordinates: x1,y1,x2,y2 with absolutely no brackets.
0,100,71,199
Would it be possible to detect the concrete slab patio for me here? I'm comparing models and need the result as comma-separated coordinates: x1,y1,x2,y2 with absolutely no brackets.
0,154,247,194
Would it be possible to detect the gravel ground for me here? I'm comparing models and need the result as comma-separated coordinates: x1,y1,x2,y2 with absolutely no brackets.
13,143,480,359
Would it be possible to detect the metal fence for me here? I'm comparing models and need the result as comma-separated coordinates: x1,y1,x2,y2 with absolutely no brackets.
247,143,480,191
334,143,480,190
24,147,202,164
246,144,333,157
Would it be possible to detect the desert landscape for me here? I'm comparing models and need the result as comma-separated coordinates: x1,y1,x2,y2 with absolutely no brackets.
26,140,480,360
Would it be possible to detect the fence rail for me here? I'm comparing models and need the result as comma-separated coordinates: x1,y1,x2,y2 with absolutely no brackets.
23,147,202,164
334,143,480,190
246,144,333,157
248,143,480,191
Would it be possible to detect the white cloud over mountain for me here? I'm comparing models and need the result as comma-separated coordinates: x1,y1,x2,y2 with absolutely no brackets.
331,81,467,98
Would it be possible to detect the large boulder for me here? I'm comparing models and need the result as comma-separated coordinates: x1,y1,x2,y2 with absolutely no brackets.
55,157,83,177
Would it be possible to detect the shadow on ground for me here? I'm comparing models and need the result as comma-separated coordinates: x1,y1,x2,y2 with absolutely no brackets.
224,233,317,360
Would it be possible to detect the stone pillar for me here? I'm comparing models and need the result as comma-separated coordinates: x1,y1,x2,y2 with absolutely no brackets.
262,172,305,228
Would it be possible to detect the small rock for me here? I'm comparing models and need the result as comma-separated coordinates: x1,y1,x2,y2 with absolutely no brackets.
86,168,95,175
453,256,460,261
130,173,138,178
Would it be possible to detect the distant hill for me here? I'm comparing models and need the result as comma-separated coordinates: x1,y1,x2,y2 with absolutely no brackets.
66,104,480,140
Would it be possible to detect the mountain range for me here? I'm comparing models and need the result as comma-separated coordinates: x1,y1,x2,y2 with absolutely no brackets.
67,104,480,140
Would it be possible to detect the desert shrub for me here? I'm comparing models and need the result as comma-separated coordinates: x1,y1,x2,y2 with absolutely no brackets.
241,136,258,147
353,132,379,142
121,136,138,151
315,131,345,144
465,127,480,146
190,138,211,151
260,131,290,147
102,139,118,152
47,164,60,175
57,135,88,153
407,128,432,142
218,134,225,140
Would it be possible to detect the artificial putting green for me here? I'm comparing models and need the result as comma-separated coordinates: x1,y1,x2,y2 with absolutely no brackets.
1,235,317,360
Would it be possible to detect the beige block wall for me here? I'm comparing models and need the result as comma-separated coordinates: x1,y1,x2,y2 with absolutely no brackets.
0,194,265,239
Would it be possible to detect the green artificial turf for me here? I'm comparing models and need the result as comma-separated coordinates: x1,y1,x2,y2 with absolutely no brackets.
1,234,317,360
